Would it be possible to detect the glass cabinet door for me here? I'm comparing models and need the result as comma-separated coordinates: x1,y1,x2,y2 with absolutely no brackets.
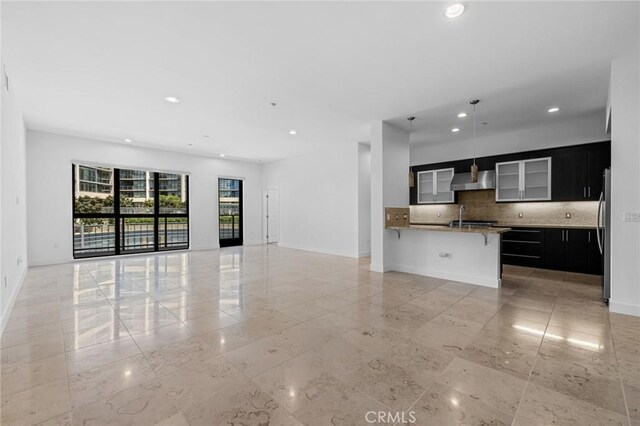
435,168,455,203
496,161,521,201
417,171,434,203
523,158,551,200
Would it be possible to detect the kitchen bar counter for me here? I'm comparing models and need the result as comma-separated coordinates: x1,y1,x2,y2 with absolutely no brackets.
410,222,595,230
388,224,511,234
384,224,504,288
493,223,596,229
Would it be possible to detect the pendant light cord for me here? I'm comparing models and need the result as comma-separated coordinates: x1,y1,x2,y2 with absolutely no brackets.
473,102,477,166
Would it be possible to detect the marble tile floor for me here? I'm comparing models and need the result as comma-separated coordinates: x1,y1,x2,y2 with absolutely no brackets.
1,245,638,425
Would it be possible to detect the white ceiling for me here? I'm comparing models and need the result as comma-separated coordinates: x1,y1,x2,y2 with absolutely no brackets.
3,1,638,161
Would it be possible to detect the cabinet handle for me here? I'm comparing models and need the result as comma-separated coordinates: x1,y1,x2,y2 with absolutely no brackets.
588,187,591,197
583,187,586,198
561,230,564,242
588,231,591,243
566,230,569,242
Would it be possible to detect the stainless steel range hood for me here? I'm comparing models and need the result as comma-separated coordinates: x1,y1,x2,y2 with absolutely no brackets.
450,170,495,191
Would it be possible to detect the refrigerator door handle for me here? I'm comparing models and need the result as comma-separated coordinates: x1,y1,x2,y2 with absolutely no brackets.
597,191,604,255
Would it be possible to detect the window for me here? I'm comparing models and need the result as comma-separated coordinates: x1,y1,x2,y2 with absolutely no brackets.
219,178,242,247
73,164,189,258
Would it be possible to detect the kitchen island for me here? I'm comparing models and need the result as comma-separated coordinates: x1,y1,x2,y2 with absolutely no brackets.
385,224,510,288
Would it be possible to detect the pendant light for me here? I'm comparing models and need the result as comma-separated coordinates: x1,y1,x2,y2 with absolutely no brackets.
407,117,416,187
469,100,480,183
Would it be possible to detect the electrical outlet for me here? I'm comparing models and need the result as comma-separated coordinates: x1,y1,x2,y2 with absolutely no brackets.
623,212,640,222
438,252,452,259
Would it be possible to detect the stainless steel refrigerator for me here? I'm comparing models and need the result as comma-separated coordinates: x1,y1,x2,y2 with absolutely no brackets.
597,168,611,302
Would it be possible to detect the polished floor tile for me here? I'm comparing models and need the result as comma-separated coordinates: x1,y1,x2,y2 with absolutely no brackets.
513,382,629,425
1,246,637,425
0,378,70,425
412,383,513,425
437,357,528,415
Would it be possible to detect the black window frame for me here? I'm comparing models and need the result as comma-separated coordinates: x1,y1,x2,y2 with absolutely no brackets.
218,178,243,247
72,165,190,259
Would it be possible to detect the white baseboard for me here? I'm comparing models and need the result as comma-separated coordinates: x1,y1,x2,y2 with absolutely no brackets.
1,264,28,334
609,300,640,317
29,257,71,267
276,242,358,259
358,251,371,258
191,244,220,251
244,240,263,246
369,263,390,273
389,263,500,288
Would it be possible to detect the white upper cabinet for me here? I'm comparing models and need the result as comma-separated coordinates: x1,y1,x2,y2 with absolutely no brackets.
496,157,551,201
417,168,455,204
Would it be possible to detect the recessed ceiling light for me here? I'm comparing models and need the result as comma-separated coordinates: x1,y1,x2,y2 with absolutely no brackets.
451,128,460,133
203,134,210,138
548,107,560,113
457,112,468,118
289,130,297,135
164,96,180,103
124,138,132,143
445,3,465,19
220,154,225,157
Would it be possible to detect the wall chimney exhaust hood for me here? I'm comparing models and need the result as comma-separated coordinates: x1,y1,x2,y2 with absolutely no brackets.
450,170,495,191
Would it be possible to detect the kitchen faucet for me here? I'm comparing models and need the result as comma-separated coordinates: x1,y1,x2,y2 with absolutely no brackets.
459,205,465,229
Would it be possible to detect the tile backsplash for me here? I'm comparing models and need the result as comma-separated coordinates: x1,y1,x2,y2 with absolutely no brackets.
410,190,598,227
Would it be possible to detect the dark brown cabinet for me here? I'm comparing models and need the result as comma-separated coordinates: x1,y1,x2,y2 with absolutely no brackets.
586,148,610,200
551,152,588,201
502,227,602,275
544,228,565,270
501,228,545,268
551,147,609,201
544,228,589,272
411,141,610,205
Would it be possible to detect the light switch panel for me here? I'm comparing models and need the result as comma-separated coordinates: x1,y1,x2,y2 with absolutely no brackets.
623,212,640,222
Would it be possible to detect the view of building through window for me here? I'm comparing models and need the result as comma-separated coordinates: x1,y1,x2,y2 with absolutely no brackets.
73,164,189,258
219,178,242,246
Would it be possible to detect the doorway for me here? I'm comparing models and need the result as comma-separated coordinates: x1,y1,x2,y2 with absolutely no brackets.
219,178,243,247
264,188,279,244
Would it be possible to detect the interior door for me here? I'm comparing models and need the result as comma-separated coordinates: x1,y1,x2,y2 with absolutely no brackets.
219,178,243,247
265,189,279,244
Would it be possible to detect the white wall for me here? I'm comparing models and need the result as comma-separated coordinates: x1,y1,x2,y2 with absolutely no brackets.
26,131,264,266
1,60,29,330
357,143,371,257
411,110,609,166
370,121,410,272
262,142,359,258
609,53,640,316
